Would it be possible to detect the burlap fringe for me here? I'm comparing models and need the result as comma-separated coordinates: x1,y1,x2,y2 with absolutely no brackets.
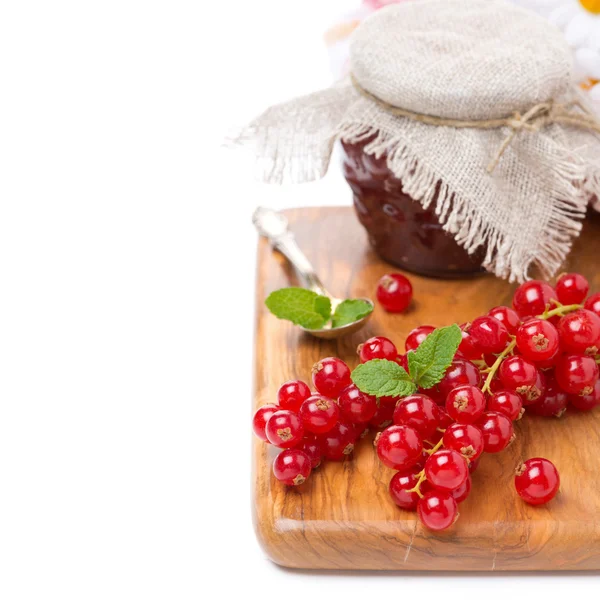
335,121,597,282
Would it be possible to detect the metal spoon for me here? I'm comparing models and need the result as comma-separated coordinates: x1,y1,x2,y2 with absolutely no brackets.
253,207,374,339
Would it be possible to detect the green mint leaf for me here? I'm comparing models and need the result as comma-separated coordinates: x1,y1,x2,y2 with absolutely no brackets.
265,287,331,330
407,324,462,389
331,299,373,328
351,359,417,398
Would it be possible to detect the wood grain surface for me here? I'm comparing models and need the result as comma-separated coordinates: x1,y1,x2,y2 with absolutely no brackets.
253,206,600,571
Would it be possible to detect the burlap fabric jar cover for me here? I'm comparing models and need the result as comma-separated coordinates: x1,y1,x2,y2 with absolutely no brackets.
238,0,600,282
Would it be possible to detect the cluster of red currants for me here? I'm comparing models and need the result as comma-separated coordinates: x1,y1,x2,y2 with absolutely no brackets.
373,272,598,530
252,356,373,486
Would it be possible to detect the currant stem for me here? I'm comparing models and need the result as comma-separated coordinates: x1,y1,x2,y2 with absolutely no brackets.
425,437,445,455
408,469,427,498
538,303,582,320
481,339,516,394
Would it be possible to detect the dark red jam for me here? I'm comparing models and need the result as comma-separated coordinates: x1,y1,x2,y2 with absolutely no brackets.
341,138,485,278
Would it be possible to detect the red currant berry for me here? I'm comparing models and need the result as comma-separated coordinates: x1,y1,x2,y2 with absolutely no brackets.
265,410,304,448
488,306,521,335
584,292,600,319
338,384,377,424
369,400,395,429
516,318,560,362
445,384,486,424
417,490,459,531
498,355,537,392
557,309,600,354
252,403,279,442
424,449,469,491
468,316,510,354
569,379,600,411
477,411,514,453
319,421,355,460
393,394,439,439
468,457,480,474
512,280,557,318
376,273,413,313
298,434,323,468
358,336,398,363
311,357,351,398
442,423,484,461
273,449,311,486
277,380,311,412
450,476,472,503
528,375,568,417
405,325,435,352
487,390,523,421
396,354,409,370
375,425,423,470
299,395,339,434
514,458,560,505
458,323,483,360
555,272,589,305
389,468,421,510
438,359,482,398
555,354,599,395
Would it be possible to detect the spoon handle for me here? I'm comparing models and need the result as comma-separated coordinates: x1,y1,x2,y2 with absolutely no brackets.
252,207,331,298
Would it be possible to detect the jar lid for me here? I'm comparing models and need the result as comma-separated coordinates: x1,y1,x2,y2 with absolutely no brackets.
351,0,571,120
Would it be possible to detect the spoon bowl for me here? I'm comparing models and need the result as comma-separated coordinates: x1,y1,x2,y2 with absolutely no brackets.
253,207,374,339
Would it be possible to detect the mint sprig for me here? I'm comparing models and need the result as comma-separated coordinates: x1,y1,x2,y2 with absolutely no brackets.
265,288,373,330
351,324,462,399
265,288,331,330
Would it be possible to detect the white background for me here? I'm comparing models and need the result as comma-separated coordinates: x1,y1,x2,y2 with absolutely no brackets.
0,1,597,598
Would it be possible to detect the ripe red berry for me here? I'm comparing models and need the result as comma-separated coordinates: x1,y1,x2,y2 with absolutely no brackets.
514,458,560,505
555,354,599,395
450,476,472,503
277,380,311,412
405,325,435,352
437,359,482,398
516,318,560,362
273,449,311,486
393,394,439,439
369,400,395,429
252,403,279,442
468,316,510,354
557,309,600,354
298,434,323,468
265,410,304,448
569,380,600,411
498,356,540,402
375,425,423,470
311,357,351,398
488,306,521,335
478,411,514,453
584,292,600,319
445,384,486,424
417,490,459,531
319,421,355,460
458,323,483,360
376,273,413,313
442,423,484,461
358,336,398,363
487,390,523,421
299,395,339,434
389,469,421,510
424,449,469,491
338,384,377,424
528,375,568,417
555,272,589,305
512,280,557,318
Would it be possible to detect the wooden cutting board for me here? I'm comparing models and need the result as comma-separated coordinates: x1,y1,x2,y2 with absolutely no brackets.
253,206,600,571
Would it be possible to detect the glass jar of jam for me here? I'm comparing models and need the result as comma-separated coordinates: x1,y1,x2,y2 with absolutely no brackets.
341,137,485,278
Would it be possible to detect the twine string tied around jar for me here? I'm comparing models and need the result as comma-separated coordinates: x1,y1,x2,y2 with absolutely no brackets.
350,73,600,173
